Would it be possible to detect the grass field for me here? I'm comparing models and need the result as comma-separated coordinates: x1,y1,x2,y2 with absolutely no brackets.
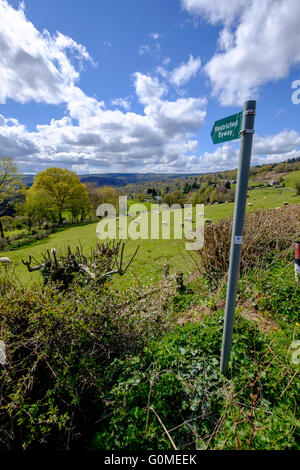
282,170,300,188
2,186,300,286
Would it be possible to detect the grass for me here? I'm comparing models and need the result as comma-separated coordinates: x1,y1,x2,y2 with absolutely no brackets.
2,187,300,286
282,170,300,189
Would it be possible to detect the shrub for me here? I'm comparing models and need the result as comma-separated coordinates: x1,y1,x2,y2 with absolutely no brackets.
246,262,300,324
93,314,300,450
0,277,176,450
192,205,300,281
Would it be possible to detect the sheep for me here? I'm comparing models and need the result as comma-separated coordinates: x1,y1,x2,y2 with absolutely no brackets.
205,218,213,224
283,201,289,206
248,203,253,207
162,221,169,226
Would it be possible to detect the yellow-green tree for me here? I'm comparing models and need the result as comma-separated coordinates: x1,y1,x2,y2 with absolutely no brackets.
86,184,119,210
0,157,22,238
69,183,89,222
22,187,55,230
162,190,185,207
32,167,87,224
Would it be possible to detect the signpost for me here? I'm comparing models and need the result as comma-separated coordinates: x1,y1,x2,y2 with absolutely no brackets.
210,112,243,144
211,101,256,376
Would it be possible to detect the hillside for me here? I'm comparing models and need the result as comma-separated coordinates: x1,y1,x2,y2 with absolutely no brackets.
22,172,203,188
3,185,300,287
1,202,299,450
21,157,300,192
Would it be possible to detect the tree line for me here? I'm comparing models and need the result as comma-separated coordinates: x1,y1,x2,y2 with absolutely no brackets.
0,157,121,239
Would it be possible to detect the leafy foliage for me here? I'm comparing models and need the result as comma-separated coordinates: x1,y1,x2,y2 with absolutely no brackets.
93,314,300,450
0,276,176,450
31,167,89,224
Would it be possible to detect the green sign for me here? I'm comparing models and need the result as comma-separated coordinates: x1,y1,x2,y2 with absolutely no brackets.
211,112,243,144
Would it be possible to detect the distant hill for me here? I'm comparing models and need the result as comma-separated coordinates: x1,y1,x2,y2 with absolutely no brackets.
21,157,300,190
22,172,202,188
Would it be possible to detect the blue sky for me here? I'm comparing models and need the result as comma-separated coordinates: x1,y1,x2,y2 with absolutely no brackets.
0,0,300,174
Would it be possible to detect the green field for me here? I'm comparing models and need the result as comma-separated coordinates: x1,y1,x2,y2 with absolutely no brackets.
282,170,300,188
2,186,300,286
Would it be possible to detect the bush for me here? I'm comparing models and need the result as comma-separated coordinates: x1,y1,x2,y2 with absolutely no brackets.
0,229,53,251
193,205,300,281
93,314,300,450
0,277,176,450
246,262,300,324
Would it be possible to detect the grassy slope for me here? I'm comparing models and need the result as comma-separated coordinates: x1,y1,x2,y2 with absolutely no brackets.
2,186,300,286
282,170,300,188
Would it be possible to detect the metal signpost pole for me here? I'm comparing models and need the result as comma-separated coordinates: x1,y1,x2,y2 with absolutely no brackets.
220,100,256,376
295,241,300,280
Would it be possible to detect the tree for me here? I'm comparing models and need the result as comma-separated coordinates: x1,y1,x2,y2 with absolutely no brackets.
22,187,55,230
162,190,185,207
183,182,191,194
69,183,89,222
0,157,23,238
136,193,144,202
86,184,119,211
32,168,86,224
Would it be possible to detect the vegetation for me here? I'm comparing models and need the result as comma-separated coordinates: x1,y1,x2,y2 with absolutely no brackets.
92,314,299,450
193,205,300,282
0,272,176,450
0,157,299,451
0,157,23,239
31,167,89,224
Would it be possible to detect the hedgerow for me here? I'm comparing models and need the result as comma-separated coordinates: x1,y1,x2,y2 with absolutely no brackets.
0,277,176,450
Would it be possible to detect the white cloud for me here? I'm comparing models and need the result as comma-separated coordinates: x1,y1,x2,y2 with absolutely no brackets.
192,145,239,172
111,97,131,111
144,96,207,137
182,0,300,106
138,44,150,55
0,0,208,174
181,0,244,24
0,0,93,105
156,55,201,88
253,130,300,156
0,68,207,173
176,130,300,173
2,105,300,173
169,55,201,87
149,32,162,40
134,73,167,105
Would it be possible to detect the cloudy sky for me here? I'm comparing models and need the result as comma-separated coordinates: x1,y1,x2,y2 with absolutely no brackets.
0,0,300,174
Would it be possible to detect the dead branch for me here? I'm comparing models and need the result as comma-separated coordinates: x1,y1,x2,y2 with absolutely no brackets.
22,256,42,272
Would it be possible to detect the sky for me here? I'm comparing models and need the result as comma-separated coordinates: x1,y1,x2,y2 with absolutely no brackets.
0,0,300,175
